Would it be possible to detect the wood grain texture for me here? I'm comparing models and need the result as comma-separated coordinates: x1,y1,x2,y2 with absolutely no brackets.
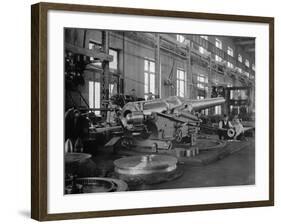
31,2,274,221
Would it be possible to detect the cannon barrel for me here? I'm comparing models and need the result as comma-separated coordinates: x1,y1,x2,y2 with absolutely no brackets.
186,97,226,111
121,96,225,116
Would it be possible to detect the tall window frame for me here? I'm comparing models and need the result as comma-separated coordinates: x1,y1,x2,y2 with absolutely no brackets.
238,54,243,63
215,38,222,62
199,36,208,54
176,68,185,97
144,59,156,100
176,34,185,43
227,46,234,68
89,81,101,115
197,74,208,92
245,59,250,67
109,49,118,71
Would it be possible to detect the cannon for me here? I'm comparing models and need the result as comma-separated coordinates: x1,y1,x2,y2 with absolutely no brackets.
120,96,226,144
86,96,225,152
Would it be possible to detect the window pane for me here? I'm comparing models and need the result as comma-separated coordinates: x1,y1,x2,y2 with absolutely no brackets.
109,49,118,70
179,80,184,97
89,81,94,108
199,46,204,54
176,80,179,96
150,61,155,73
177,69,185,80
94,82,100,115
177,35,185,43
144,84,148,95
150,74,155,94
180,70,184,80
215,55,222,62
109,83,115,97
144,72,148,87
238,54,242,62
144,60,149,71
215,38,222,49
215,105,221,115
227,47,233,56
245,59,249,67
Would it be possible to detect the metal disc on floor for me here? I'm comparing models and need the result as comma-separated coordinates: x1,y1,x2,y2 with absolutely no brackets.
114,154,177,175
75,177,128,193
114,155,181,185
65,153,92,164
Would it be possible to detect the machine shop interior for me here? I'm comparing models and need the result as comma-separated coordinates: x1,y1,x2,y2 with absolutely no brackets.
64,29,255,194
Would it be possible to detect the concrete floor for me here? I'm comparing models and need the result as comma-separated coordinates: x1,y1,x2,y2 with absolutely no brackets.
133,138,255,191
74,137,255,192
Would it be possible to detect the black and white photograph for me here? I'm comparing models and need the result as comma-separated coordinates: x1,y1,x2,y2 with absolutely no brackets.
64,28,256,194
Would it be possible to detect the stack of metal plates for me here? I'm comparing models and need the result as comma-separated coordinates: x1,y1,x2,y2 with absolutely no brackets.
66,177,128,194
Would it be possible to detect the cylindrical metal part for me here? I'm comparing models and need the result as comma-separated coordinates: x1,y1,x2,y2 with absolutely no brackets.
114,155,178,175
126,111,145,124
227,128,236,138
189,97,226,111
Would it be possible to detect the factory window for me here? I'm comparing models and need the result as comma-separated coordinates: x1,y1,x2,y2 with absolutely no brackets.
227,47,234,68
252,64,255,71
144,59,155,100
109,83,116,98
176,69,185,97
176,34,185,43
109,49,118,71
199,46,205,54
215,38,222,62
245,59,250,67
227,83,233,87
227,62,233,69
215,105,222,115
199,36,208,54
238,54,243,62
89,81,100,115
227,47,233,57
197,74,208,91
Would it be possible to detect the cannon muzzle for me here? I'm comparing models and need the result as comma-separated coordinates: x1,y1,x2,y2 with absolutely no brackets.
186,97,226,111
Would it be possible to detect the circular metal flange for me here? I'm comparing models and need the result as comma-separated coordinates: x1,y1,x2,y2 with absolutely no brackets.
114,154,178,176
74,177,128,193
227,128,236,138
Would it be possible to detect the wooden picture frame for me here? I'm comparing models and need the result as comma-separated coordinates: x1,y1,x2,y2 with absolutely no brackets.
31,2,274,221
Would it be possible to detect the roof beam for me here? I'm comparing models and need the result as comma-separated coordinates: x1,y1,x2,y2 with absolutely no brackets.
235,40,255,45
65,43,113,62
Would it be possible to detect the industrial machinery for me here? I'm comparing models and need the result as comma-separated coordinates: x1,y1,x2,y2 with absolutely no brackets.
119,96,225,145
66,95,226,156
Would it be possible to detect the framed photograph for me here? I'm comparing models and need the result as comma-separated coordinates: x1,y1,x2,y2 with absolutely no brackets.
31,2,274,221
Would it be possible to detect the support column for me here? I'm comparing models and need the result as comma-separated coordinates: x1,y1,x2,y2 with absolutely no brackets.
155,34,161,98
186,40,192,99
101,31,110,119
121,32,126,94
207,56,212,98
